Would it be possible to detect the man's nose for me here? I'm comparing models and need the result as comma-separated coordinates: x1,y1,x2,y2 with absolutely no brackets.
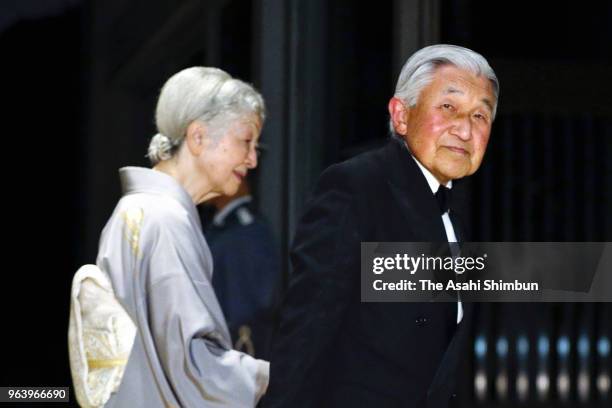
451,115,472,141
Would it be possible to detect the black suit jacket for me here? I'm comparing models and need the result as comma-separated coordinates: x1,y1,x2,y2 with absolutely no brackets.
264,139,474,408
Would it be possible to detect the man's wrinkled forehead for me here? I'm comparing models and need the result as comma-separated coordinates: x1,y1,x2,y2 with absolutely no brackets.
441,85,495,114
432,66,496,112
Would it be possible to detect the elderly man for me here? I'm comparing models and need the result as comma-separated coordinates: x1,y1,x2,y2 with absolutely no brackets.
264,44,498,408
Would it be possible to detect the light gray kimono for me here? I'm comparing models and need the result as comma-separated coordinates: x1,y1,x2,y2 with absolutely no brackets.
97,167,268,407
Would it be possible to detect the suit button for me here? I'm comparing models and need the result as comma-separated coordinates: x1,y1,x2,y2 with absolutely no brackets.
415,317,428,326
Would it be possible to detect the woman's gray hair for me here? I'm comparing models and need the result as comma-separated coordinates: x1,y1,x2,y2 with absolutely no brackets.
148,67,266,164
390,44,499,137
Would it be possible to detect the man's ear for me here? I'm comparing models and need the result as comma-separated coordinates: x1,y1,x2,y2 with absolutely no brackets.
388,97,410,136
185,121,206,155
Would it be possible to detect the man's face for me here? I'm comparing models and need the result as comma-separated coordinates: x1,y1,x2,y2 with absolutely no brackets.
390,65,495,184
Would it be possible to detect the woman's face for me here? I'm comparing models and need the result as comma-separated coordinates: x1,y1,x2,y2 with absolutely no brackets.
200,115,261,197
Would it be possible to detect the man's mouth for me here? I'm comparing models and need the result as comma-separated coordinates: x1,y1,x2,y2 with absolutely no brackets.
233,170,246,180
444,146,469,155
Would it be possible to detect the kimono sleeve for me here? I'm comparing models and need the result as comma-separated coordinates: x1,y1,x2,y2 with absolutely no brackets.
146,224,269,407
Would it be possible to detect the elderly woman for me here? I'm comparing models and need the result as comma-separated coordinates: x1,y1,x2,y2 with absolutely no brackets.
93,67,268,407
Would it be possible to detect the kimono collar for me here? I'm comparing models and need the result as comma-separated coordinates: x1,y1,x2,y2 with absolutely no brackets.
119,167,199,219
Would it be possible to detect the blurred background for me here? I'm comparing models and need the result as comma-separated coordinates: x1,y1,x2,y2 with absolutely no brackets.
1,0,611,406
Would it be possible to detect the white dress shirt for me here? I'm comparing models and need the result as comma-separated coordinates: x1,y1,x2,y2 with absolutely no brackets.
411,157,464,324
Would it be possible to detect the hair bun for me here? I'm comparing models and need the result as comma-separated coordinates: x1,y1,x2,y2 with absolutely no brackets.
147,133,174,164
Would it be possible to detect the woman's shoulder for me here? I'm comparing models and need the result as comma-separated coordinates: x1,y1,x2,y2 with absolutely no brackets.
110,192,194,237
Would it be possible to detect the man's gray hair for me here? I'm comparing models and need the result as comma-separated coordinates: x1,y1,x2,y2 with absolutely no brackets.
390,44,499,138
148,67,266,164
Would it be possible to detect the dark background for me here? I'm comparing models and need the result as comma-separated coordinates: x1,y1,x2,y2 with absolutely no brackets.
1,0,611,406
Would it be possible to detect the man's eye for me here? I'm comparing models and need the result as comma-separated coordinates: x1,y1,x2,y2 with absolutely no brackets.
474,113,488,121
442,103,454,110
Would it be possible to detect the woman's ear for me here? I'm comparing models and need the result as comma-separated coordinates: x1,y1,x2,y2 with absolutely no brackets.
185,121,207,155
388,97,410,136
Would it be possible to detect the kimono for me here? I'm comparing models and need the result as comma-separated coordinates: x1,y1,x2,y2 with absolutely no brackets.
97,167,268,407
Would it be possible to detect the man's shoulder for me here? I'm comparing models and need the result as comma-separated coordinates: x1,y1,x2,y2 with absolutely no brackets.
319,141,390,188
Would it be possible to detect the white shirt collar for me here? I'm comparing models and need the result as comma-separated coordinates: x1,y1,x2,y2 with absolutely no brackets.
212,195,252,226
410,155,452,194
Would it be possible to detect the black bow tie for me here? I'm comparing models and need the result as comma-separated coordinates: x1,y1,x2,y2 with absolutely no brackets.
434,185,451,215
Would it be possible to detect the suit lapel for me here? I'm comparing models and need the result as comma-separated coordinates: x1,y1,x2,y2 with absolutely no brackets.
449,212,465,242
383,140,448,242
